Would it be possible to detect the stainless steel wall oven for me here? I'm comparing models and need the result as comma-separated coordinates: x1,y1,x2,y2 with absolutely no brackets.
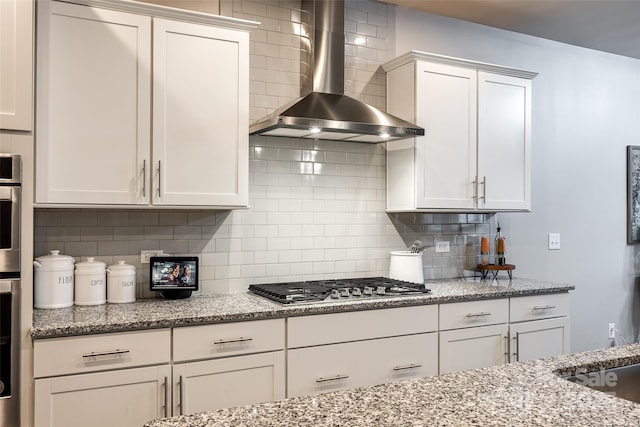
0,154,20,427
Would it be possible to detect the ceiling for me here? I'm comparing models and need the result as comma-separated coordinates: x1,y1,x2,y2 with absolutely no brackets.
381,0,640,60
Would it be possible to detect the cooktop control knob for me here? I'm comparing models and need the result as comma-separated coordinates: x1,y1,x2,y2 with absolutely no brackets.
376,286,386,295
363,286,373,296
339,288,350,297
352,287,362,297
331,289,341,299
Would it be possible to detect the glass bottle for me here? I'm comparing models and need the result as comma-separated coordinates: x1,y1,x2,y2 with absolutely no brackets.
495,223,506,266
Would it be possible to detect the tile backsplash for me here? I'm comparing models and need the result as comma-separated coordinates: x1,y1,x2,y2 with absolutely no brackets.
34,136,495,299
33,0,496,298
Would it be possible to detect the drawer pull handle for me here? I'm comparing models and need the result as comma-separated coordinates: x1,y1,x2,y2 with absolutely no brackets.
532,305,556,311
466,312,491,318
82,349,130,358
393,363,422,371
213,337,253,345
315,374,349,383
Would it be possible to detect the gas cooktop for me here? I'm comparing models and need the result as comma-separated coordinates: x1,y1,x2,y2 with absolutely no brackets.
248,277,430,305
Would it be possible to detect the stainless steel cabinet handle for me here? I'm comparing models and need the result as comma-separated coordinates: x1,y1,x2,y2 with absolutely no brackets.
504,334,510,363
315,374,349,383
480,176,486,202
465,312,492,318
512,333,520,362
213,337,253,345
82,349,130,358
163,376,169,418
142,160,147,198
532,305,556,311
157,160,162,197
179,375,185,415
471,179,477,200
393,363,422,371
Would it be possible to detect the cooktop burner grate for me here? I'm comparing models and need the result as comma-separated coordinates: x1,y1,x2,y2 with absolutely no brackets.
249,277,430,304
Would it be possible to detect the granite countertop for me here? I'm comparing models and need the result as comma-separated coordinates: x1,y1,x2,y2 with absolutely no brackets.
32,277,574,338
144,345,640,427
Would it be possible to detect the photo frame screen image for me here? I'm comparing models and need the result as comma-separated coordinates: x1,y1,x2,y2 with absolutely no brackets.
150,256,198,291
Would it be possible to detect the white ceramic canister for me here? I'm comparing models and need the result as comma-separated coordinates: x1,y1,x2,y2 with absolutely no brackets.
106,261,136,303
74,257,106,305
388,251,425,284
33,250,75,309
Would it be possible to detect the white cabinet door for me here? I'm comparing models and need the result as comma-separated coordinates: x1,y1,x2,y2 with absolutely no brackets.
172,351,285,415
152,18,249,207
36,1,151,205
477,72,532,211
34,365,171,427
288,333,438,398
439,324,508,374
0,0,33,131
414,61,477,210
510,317,570,363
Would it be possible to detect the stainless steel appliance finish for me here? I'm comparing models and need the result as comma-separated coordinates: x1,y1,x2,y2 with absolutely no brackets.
249,0,424,143
0,279,19,427
249,277,430,305
0,154,21,272
0,153,20,427
565,363,640,404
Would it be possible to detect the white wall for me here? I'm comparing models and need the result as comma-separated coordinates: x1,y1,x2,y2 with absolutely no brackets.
394,7,640,352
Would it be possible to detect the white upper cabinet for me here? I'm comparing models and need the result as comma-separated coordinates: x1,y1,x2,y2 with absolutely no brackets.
384,51,536,212
35,0,256,208
152,18,248,207
0,0,34,131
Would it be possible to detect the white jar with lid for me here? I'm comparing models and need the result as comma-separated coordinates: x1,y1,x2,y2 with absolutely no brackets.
106,261,136,303
33,250,75,309
74,257,106,305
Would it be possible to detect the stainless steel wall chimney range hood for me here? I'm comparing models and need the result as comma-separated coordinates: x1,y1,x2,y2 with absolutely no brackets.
249,0,424,143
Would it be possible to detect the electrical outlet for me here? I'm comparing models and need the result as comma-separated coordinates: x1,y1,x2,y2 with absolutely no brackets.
141,250,163,263
548,233,561,250
435,241,450,253
608,323,616,339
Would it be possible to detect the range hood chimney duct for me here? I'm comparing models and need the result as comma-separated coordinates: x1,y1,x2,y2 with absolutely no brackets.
249,0,424,143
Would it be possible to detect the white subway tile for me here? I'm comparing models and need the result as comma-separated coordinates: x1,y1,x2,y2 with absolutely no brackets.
279,250,302,263
242,238,268,251
267,237,292,251
229,251,255,265
290,262,313,275
254,251,279,264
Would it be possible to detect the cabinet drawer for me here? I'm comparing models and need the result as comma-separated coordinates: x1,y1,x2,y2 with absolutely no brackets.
34,329,170,378
439,299,508,330
287,332,438,398
173,318,284,362
288,305,438,348
510,293,569,322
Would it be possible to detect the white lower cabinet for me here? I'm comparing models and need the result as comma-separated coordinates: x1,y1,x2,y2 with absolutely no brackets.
171,319,286,414
439,324,509,374
33,330,172,427
439,293,571,374
172,351,285,414
287,305,439,398
288,333,438,398
509,293,571,362
34,365,171,427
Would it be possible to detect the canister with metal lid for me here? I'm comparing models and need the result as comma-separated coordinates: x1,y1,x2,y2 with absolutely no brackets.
33,250,75,309
106,260,136,303
74,257,106,305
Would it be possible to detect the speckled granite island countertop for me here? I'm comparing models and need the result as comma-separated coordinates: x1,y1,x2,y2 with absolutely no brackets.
32,278,573,338
144,345,640,427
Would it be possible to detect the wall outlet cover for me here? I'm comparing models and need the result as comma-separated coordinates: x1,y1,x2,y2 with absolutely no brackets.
548,233,561,250
435,241,450,253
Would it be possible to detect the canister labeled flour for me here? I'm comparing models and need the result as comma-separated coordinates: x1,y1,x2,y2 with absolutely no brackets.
74,257,106,306
33,250,75,309
107,261,136,303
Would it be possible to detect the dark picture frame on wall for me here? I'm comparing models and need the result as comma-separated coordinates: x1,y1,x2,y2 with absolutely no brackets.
627,145,640,243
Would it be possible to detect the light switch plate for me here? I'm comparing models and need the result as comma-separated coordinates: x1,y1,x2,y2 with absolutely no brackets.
548,233,560,250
